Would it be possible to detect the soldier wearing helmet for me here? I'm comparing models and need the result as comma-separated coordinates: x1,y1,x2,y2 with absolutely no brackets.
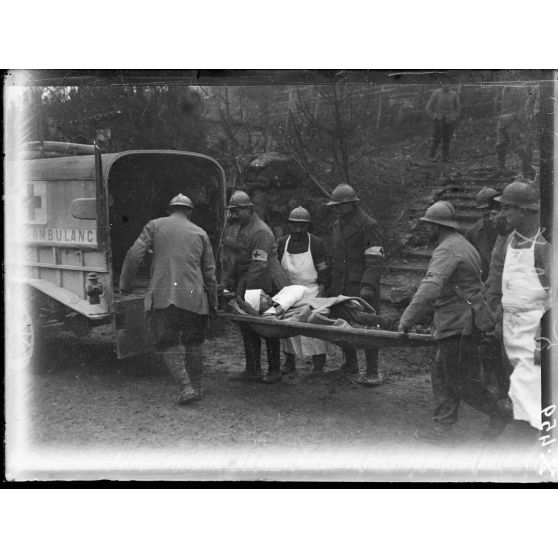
277,206,330,375
119,193,217,405
398,200,509,441
227,190,290,384
466,187,511,398
464,187,500,281
326,183,385,386
490,181,551,432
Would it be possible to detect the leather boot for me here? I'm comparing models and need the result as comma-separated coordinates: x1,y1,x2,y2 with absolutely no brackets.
184,344,204,400
361,350,381,386
281,352,296,374
232,328,263,381
334,349,359,375
161,345,197,405
263,338,281,384
312,354,326,374
494,345,512,400
414,422,455,445
481,412,510,440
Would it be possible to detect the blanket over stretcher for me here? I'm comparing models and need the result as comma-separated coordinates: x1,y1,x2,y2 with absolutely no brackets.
229,287,397,331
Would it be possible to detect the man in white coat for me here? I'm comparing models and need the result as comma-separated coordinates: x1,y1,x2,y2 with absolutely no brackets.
494,182,552,432
277,206,330,374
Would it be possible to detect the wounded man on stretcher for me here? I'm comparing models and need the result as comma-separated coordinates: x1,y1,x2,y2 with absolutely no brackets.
229,285,398,331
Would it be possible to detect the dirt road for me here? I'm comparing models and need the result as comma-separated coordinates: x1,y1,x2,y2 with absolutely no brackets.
22,317,547,481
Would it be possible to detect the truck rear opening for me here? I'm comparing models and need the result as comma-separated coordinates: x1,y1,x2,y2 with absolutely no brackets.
108,152,225,289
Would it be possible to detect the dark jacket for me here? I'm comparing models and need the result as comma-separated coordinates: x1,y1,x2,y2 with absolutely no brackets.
465,217,498,282
426,88,461,123
484,234,509,318
399,231,494,340
231,212,289,296
329,206,384,308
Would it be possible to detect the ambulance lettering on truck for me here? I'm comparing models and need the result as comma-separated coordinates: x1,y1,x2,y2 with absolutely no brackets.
30,227,97,245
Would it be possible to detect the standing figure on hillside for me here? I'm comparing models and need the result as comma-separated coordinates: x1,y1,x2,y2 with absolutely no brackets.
277,206,330,375
493,182,551,433
426,83,461,162
495,86,538,179
398,201,509,441
465,187,500,282
226,190,291,384
327,183,385,387
119,194,218,405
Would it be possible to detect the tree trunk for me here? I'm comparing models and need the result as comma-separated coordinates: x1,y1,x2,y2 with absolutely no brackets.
332,84,351,183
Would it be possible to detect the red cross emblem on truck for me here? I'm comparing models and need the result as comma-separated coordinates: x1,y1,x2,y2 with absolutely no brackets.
27,183,43,221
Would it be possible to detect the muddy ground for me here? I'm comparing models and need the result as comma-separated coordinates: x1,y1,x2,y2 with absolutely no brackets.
25,318,545,480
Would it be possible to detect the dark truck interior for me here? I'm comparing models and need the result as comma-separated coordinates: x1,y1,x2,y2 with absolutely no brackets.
108,153,224,289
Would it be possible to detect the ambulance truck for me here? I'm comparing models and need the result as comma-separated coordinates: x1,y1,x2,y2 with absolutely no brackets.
7,142,226,368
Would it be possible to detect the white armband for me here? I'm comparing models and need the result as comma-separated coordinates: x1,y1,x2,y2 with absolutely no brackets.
364,246,384,257
252,249,268,262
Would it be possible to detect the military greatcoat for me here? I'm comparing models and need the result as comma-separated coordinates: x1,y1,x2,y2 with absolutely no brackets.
330,207,384,312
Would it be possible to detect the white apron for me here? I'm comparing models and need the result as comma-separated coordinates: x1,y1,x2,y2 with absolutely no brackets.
502,233,551,429
280,235,329,356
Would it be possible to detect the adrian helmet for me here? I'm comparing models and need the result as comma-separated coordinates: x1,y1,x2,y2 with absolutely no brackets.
326,183,360,206
420,200,459,229
169,194,194,209
475,187,499,209
227,190,254,209
288,206,311,223
494,181,539,211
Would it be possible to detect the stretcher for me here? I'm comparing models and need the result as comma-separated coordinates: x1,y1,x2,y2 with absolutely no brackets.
222,313,436,351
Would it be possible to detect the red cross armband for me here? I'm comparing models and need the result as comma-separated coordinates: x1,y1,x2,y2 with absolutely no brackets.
252,248,268,262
